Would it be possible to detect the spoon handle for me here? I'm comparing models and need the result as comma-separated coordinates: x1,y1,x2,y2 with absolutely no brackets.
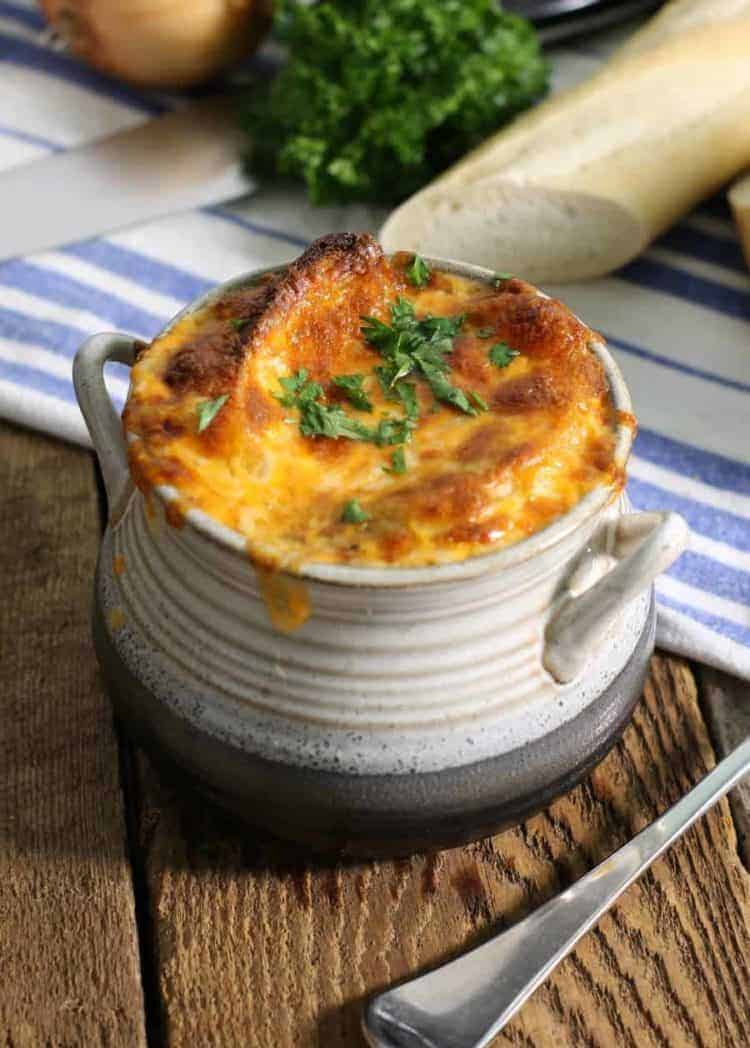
364,736,750,1048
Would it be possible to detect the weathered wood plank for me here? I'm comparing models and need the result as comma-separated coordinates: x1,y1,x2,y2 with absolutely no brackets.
700,665,750,869
0,423,147,1046
136,653,750,1047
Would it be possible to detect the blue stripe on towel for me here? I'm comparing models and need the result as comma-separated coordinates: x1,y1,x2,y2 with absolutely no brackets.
205,207,310,249
658,592,750,648
0,259,164,335
619,256,750,322
0,121,61,151
0,1,44,29
628,477,750,552
635,428,750,495
63,241,213,304
656,227,748,277
0,357,76,403
607,334,750,395
0,33,165,115
666,552,750,606
0,306,86,356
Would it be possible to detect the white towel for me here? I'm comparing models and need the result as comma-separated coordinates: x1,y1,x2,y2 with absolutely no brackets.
0,0,748,678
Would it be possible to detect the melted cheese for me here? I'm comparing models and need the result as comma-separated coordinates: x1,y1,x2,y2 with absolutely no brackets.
124,234,621,569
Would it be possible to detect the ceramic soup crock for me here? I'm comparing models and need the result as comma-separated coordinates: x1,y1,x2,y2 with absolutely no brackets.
74,258,688,855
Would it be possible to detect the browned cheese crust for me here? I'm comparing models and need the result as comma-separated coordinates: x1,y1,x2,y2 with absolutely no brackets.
124,233,622,568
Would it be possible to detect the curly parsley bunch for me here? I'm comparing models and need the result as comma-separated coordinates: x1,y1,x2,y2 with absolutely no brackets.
241,0,548,205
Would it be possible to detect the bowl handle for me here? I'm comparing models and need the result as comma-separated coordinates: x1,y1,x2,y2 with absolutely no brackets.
73,333,136,520
543,511,688,684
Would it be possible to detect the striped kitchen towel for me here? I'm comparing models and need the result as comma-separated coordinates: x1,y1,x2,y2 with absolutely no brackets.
1,0,748,678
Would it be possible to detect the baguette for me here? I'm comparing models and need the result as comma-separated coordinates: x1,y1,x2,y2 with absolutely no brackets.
728,171,750,271
380,1,750,283
614,0,750,58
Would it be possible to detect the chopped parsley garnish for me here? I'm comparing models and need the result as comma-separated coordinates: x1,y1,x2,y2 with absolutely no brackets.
341,499,370,524
196,394,229,433
275,368,320,408
493,272,514,287
406,254,431,288
384,447,407,475
277,369,414,445
362,297,475,416
375,415,416,446
489,342,521,368
332,373,373,412
469,390,489,412
424,371,476,415
275,370,375,441
375,371,420,420
395,380,419,420
478,327,495,339
279,296,491,453
302,404,376,441
230,317,250,332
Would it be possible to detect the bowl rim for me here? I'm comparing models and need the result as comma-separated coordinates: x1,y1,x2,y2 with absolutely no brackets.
126,254,634,587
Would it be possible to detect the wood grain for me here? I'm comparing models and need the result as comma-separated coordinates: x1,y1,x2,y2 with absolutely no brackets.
135,654,750,1047
0,423,147,1046
700,665,750,869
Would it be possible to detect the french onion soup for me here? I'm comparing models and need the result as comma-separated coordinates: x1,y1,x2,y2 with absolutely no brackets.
124,233,624,569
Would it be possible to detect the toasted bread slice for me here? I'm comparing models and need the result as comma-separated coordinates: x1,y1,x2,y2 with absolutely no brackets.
153,233,399,399
234,232,402,409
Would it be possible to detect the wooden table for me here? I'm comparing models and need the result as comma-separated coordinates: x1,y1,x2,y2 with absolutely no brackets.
2,420,750,1047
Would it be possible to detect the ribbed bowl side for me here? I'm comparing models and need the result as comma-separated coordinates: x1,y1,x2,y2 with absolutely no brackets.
98,491,650,777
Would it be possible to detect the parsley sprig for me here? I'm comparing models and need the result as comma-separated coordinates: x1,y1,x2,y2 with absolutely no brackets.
362,297,478,416
240,0,548,206
406,254,431,288
341,499,370,524
196,394,229,433
276,369,415,446
489,342,521,368
276,370,372,441
332,372,373,412
384,447,407,475
278,296,481,450
468,390,489,412
277,297,502,528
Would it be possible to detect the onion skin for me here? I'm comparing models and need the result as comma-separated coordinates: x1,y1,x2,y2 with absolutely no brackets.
40,0,273,89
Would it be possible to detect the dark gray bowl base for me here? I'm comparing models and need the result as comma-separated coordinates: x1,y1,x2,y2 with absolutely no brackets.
94,587,655,857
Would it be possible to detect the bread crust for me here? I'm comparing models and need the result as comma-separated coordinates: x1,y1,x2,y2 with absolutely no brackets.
381,1,750,282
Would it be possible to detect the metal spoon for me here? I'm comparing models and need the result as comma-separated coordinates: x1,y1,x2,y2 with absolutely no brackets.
363,735,750,1048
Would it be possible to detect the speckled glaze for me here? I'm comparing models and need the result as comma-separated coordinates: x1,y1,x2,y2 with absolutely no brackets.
75,257,688,855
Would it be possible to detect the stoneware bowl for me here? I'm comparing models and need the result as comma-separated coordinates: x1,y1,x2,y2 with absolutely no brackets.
73,257,688,856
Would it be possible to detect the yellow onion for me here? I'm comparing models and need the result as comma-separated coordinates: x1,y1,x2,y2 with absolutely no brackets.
40,0,273,89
